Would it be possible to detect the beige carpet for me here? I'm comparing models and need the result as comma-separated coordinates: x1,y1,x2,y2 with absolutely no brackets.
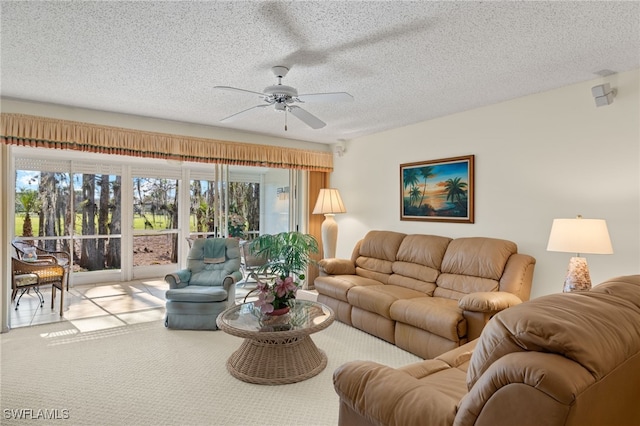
1,319,421,425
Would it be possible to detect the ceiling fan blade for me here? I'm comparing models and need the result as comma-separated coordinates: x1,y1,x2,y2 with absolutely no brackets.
287,105,326,129
214,86,266,97
296,92,354,103
220,104,270,123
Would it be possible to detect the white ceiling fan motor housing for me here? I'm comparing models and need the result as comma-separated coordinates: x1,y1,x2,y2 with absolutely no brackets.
263,84,298,99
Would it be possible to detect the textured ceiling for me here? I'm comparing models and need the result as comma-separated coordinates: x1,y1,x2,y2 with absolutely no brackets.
1,1,639,145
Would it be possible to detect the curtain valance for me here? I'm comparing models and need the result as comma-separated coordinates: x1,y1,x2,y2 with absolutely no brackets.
0,113,333,172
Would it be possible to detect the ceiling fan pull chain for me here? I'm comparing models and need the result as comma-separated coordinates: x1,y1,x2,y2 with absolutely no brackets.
285,107,288,131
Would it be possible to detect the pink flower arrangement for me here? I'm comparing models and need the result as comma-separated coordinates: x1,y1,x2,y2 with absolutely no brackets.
254,276,299,313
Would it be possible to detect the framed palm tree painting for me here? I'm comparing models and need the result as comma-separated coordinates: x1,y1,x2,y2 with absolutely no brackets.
400,155,474,223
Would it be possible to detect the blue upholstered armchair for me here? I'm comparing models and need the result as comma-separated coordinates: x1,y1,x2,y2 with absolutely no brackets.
164,238,242,330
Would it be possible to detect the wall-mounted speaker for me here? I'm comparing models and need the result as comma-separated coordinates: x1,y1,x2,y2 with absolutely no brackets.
333,141,346,157
591,83,615,107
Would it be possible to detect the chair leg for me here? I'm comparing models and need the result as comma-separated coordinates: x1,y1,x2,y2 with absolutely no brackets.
59,284,64,317
15,288,28,310
14,287,43,309
33,286,45,307
51,283,64,316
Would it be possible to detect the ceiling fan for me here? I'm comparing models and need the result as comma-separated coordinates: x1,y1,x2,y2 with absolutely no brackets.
214,66,353,130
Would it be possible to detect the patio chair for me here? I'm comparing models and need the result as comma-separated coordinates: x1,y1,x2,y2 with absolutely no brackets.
239,240,269,284
11,257,66,315
164,238,242,330
12,240,71,290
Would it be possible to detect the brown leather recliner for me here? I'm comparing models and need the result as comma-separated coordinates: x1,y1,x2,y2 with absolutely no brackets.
333,275,640,426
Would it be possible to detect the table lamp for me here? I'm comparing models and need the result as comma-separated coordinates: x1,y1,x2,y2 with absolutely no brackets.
546,215,613,292
312,188,346,259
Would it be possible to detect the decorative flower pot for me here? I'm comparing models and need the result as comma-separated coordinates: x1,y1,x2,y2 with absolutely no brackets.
266,306,290,316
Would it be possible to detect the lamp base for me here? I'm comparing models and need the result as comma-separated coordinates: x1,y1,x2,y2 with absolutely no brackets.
321,214,338,259
563,257,592,292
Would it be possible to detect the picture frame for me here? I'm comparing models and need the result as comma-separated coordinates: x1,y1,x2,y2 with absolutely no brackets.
400,155,474,223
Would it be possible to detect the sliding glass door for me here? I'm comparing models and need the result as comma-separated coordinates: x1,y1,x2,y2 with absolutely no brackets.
14,158,124,285
12,148,302,285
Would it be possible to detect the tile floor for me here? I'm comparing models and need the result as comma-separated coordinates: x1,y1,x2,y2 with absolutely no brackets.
10,279,169,332
8,278,274,332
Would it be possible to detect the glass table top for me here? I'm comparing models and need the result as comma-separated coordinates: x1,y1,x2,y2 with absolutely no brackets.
218,299,333,335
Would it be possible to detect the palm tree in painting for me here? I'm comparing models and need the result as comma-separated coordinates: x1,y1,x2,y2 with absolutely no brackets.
417,166,435,208
445,177,468,208
403,168,420,207
409,186,421,207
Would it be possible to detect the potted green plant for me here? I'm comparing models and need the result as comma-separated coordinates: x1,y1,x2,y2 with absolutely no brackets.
248,231,319,315
249,231,319,280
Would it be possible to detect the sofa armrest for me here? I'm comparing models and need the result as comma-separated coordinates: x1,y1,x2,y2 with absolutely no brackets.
165,270,191,289
458,291,523,313
455,351,594,426
334,361,459,426
460,293,523,341
318,258,356,275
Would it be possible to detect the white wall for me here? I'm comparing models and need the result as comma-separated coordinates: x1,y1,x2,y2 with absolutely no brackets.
330,70,640,299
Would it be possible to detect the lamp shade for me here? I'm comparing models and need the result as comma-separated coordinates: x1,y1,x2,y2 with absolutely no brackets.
312,188,346,215
546,216,613,255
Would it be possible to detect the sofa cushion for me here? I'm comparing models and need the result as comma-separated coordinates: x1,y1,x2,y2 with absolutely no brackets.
435,275,500,300
391,297,466,341
396,234,451,272
467,275,640,389
388,234,451,294
435,237,516,299
359,230,406,262
388,271,438,295
354,231,406,284
348,285,426,319
315,275,380,302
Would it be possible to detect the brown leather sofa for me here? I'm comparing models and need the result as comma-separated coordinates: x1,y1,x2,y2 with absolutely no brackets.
315,230,536,358
333,275,640,426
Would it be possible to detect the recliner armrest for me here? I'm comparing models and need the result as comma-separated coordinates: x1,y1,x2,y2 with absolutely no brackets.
458,291,523,313
334,360,459,426
222,270,243,291
165,269,191,289
456,351,594,426
318,258,356,275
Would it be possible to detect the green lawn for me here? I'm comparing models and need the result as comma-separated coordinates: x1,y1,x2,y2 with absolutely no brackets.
14,213,175,236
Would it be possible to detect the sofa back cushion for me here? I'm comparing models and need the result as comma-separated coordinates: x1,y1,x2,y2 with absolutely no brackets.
389,234,452,294
355,230,406,284
435,237,517,300
467,275,640,389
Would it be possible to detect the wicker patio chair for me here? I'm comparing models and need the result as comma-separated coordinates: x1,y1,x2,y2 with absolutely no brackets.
11,257,66,316
12,240,71,290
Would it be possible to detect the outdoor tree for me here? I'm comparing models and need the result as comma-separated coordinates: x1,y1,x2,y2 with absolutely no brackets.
17,188,39,237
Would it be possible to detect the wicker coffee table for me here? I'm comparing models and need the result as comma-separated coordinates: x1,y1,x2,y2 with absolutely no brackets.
216,299,334,385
